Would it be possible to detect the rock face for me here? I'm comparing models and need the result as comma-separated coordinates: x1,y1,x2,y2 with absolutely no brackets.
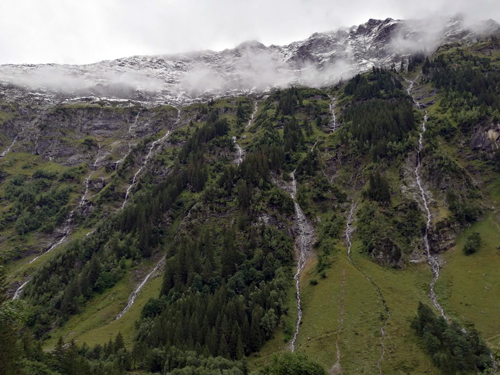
471,125,500,156
0,16,498,108
0,101,178,167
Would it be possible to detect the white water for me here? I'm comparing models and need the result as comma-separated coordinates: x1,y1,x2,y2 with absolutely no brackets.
289,170,314,352
121,130,171,209
0,110,45,157
114,109,142,168
0,131,23,157
29,212,74,265
115,255,166,320
232,136,244,165
407,79,448,320
310,139,318,152
13,278,31,300
121,108,181,209
329,96,339,132
14,144,106,299
80,144,106,208
245,100,258,129
407,80,498,372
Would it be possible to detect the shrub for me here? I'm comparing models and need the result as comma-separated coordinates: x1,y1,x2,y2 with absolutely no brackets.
463,232,481,255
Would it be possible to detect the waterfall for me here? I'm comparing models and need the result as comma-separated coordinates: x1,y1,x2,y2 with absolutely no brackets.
12,278,31,300
245,100,258,130
329,96,339,132
114,108,142,168
115,255,166,320
121,130,171,209
232,136,244,165
13,144,105,298
407,79,448,320
0,132,23,157
289,170,314,352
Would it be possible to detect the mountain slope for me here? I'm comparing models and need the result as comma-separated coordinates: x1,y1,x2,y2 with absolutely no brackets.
1,16,500,375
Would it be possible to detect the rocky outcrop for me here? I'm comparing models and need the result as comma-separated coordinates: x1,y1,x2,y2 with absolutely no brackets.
470,124,500,156
428,218,460,254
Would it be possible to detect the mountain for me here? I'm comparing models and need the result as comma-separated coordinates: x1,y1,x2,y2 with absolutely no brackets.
0,15,499,107
1,15,500,375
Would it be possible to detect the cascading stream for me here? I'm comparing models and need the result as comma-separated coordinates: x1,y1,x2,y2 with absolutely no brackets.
329,96,339,132
288,170,315,352
114,108,142,168
13,145,106,299
245,100,258,130
0,131,23,157
232,136,244,165
407,79,498,373
407,79,448,320
80,144,104,208
1,109,48,158
121,108,179,209
121,129,171,209
13,278,30,300
115,255,166,320
344,199,389,374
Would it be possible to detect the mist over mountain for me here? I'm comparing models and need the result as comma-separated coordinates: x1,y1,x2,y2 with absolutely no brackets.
1,11,500,375
0,15,498,107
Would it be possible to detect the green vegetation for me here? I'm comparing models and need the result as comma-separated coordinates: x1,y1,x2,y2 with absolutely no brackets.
412,302,492,374
260,352,327,375
463,231,482,255
2,35,500,375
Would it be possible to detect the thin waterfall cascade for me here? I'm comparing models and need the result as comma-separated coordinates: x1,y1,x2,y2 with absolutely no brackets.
80,145,106,208
0,131,23,157
14,145,105,299
1,110,47,158
245,100,258,129
121,108,180,209
13,278,31,300
288,170,314,352
232,136,244,165
115,255,166,320
407,78,498,372
329,96,340,132
115,109,142,168
407,78,448,320
345,201,356,262
121,130,171,209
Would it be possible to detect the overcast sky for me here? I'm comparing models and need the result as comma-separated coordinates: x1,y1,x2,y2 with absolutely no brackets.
1,0,498,65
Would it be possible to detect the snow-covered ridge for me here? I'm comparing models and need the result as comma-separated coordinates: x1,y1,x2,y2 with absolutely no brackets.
0,15,498,107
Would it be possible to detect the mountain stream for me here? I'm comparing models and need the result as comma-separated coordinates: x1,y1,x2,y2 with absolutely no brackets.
289,170,315,352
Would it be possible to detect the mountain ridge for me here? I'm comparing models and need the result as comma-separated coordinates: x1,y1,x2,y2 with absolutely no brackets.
0,15,499,108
